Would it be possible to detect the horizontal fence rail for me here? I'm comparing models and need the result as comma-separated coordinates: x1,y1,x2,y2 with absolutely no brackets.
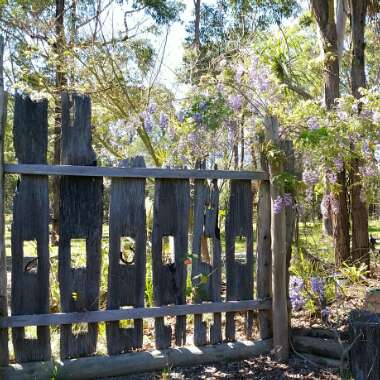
4,163,269,180
0,299,271,328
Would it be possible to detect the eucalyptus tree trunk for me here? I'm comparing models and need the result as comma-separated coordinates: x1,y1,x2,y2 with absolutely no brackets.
349,0,370,268
52,0,67,245
194,0,201,49
311,0,350,265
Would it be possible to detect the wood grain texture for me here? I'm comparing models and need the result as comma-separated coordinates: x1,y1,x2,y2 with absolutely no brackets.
256,135,272,340
11,94,51,363
0,300,271,328
0,35,9,367
264,115,289,362
0,339,273,380
58,93,103,360
225,180,254,342
4,164,269,180
191,164,222,346
107,156,146,355
152,179,190,349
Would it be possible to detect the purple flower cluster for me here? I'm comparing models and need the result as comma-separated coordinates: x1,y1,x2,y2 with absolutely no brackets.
326,170,337,184
228,94,243,111
333,157,344,172
177,110,185,123
302,168,319,186
359,163,378,177
147,102,157,114
235,64,245,84
307,117,320,130
310,277,325,300
289,276,305,311
159,111,169,129
305,187,314,202
273,193,293,214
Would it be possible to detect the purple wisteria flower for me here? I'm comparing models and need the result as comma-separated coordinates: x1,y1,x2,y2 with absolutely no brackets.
192,112,202,124
289,276,305,311
333,157,344,172
228,94,243,111
326,170,337,184
310,277,324,298
359,163,378,177
305,187,313,203
302,168,319,186
337,110,347,120
307,117,320,130
283,193,293,207
199,101,207,111
177,110,185,123
273,196,284,214
147,102,157,114
159,111,169,129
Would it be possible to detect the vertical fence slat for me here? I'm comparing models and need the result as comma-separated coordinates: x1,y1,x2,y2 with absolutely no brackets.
256,135,273,339
192,169,222,346
58,93,103,359
11,94,51,362
152,178,189,349
225,180,254,341
107,156,146,355
0,35,8,367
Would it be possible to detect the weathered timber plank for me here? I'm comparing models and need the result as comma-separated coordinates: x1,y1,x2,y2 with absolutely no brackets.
4,164,269,180
0,35,9,367
58,93,103,360
256,136,272,340
107,156,146,355
0,300,271,328
264,115,289,362
11,94,50,362
152,179,190,349
0,339,273,380
192,164,222,346
225,180,254,341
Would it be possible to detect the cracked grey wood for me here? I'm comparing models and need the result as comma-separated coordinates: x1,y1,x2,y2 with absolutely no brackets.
107,156,146,355
192,163,222,346
11,94,51,362
58,93,103,360
225,180,254,342
152,178,189,349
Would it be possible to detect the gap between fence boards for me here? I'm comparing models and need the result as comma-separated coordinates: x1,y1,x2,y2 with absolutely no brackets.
3,163,269,180
0,299,271,328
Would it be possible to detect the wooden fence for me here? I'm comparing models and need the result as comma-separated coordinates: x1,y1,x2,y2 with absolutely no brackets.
0,93,275,379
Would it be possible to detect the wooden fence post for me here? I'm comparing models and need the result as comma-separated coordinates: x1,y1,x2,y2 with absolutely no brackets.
0,35,9,367
256,135,272,340
264,115,289,362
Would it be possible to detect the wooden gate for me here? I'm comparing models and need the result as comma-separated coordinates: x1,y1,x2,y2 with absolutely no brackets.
0,94,273,379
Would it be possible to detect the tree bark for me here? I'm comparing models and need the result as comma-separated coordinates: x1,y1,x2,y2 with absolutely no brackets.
193,0,201,49
349,0,369,268
52,0,67,245
311,0,350,265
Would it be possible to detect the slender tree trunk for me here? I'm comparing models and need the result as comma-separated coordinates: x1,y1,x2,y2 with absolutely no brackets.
335,0,348,63
193,0,201,49
349,0,369,268
311,0,350,265
51,0,66,245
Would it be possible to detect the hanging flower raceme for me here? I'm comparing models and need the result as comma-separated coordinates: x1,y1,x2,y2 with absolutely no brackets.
289,276,305,311
228,94,243,111
159,111,169,129
302,168,319,186
273,193,293,214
